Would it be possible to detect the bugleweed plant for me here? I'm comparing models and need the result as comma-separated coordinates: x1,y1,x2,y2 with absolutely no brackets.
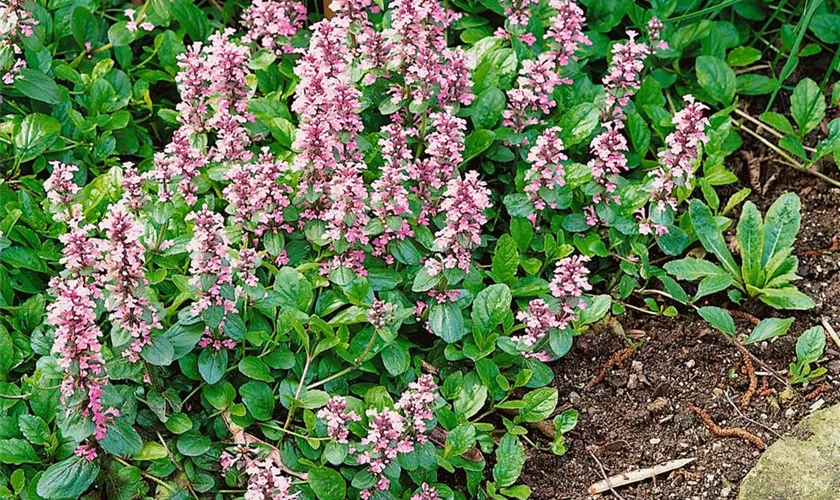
0,0,823,499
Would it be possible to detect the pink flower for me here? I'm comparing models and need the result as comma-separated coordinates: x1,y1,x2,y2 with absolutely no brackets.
317,396,361,443
524,127,567,211
186,206,239,347
371,124,415,257
45,162,80,206
74,443,98,462
223,150,294,236
221,446,299,500
411,483,441,500
99,203,161,362
240,0,307,55
505,0,537,26
513,299,560,346
549,255,592,302
120,162,148,212
428,171,492,273
546,0,591,67
148,128,207,206
0,0,37,84
648,96,709,210
125,8,153,32
367,300,398,328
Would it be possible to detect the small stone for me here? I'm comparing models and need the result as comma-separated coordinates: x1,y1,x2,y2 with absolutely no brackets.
569,391,581,406
721,487,732,497
779,388,795,404
686,359,696,368
785,408,796,419
713,387,724,397
648,397,669,413
828,360,840,374
650,437,661,445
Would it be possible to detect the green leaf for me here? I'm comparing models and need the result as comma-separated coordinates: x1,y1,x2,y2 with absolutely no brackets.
688,200,741,281
412,266,442,292
0,438,40,464
471,284,512,336
746,317,794,344
758,287,815,310
136,442,169,461
737,201,764,287
99,418,142,457
759,112,795,136
72,7,100,48
14,69,61,104
559,103,600,146
518,388,558,423
37,456,100,499
299,390,330,409
492,433,525,487
471,88,506,129
141,335,175,366
197,348,227,384
108,22,137,47
176,430,211,457
790,78,826,136
492,234,520,283
18,415,50,445
445,423,476,457
761,193,801,268
14,114,61,163
238,357,274,382
274,267,314,312
381,343,410,376
698,306,736,336
694,273,734,300
727,46,762,66
463,129,495,162
309,467,346,500
164,413,192,434
578,295,611,324
696,56,736,104
240,381,275,420
428,302,465,343
664,257,726,281
795,326,825,363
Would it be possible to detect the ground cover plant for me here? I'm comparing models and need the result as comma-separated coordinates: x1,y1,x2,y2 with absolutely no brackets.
0,0,838,499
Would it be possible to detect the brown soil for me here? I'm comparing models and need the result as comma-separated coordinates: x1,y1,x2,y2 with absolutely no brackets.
522,153,840,498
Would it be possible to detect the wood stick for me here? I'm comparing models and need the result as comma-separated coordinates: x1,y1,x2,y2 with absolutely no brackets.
587,458,697,494
821,317,840,350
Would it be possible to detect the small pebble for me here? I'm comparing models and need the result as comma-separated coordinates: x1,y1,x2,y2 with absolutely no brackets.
721,487,732,497
650,437,661,445
785,408,795,419
569,391,581,406
686,359,696,368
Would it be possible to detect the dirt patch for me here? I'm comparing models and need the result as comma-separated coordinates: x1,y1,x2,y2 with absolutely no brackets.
521,148,840,498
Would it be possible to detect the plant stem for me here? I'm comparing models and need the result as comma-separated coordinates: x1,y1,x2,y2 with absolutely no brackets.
113,457,175,492
307,330,378,390
736,123,840,188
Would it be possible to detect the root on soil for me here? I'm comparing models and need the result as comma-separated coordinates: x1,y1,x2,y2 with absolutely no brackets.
734,342,758,407
586,346,635,389
688,403,766,450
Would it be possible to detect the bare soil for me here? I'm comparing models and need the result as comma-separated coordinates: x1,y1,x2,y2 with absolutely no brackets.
522,147,840,498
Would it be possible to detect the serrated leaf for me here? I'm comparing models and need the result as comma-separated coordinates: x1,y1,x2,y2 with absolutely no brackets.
37,456,100,499
761,193,801,268
790,78,826,135
471,284,511,336
492,235,520,283
688,200,741,281
492,433,525,487
518,388,557,423
737,201,764,287
795,326,825,363
758,287,815,310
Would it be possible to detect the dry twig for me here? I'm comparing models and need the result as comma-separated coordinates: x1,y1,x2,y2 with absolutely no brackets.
723,391,781,438
688,403,765,450
587,457,696,495
821,317,840,350
734,342,758,407
588,451,625,499
586,347,635,389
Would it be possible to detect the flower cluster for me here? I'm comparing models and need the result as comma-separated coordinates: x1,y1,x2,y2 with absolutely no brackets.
223,150,294,237
0,0,37,84
186,206,238,349
384,0,473,108
124,8,153,32
240,0,307,54
411,483,441,500
45,163,120,451
221,446,299,500
503,0,589,135
524,127,567,218
514,256,592,354
426,171,492,274
647,96,710,210
320,375,438,499
366,299,398,328
317,396,361,443
98,202,161,362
